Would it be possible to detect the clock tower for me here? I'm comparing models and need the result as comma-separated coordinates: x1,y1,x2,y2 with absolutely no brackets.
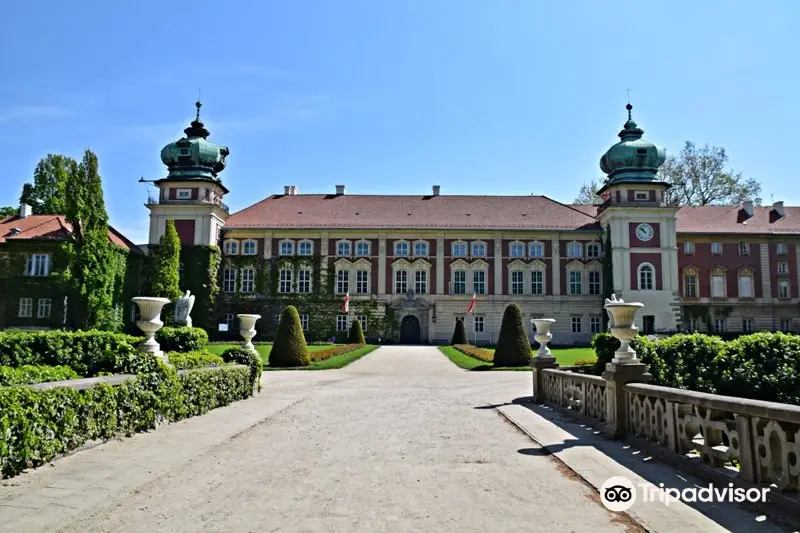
596,104,681,333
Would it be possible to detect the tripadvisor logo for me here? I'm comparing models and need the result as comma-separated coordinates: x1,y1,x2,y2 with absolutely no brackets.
600,476,770,512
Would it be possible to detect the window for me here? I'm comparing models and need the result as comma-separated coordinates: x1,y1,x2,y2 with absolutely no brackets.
711,273,725,298
590,316,601,333
776,242,788,255
571,316,582,333
642,315,655,334
279,268,293,293
568,271,582,295
25,254,50,277
777,262,788,275
685,317,698,332
638,264,655,291
588,271,601,295
742,318,753,333
414,241,428,257
474,316,485,333
224,241,239,255
711,242,722,255
453,270,466,294
297,269,311,294
586,243,601,259
224,313,234,329
780,318,791,332
18,298,32,318
35,298,52,318
355,241,370,257
739,242,749,256
684,272,698,298
300,314,309,331
240,268,255,293
242,240,257,255
395,270,408,293
356,269,369,294
337,241,351,257
356,315,368,332
738,271,753,298
509,242,525,257
223,268,236,292
567,242,583,258
471,242,486,257
635,191,649,201
778,279,790,299
279,240,294,256
175,188,191,199
473,270,486,294
714,319,726,333
511,271,524,295
529,241,544,258
336,315,349,332
394,241,409,256
452,242,467,257
298,240,313,256
414,270,427,294
336,269,349,294
683,241,695,254
531,270,544,295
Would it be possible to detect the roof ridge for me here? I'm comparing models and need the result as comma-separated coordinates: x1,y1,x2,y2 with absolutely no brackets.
228,194,278,217
9,215,62,237
539,195,599,221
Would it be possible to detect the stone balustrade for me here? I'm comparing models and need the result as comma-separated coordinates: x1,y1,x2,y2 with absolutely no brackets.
541,369,606,421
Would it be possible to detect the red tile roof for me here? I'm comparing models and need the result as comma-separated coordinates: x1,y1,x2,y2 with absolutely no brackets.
225,194,602,231
676,205,800,235
0,214,137,250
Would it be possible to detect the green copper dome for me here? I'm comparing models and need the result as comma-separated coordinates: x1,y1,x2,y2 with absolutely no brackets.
160,101,229,180
599,104,666,184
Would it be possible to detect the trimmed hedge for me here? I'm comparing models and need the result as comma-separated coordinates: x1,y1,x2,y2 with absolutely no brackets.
347,319,366,345
0,365,80,386
453,344,494,363
494,304,532,367
166,350,225,370
270,306,310,367
451,319,468,345
221,348,263,392
177,366,252,417
155,327,209,353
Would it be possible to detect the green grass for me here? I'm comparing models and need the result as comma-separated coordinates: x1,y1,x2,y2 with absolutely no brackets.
439,346,596,371
207,343,377,370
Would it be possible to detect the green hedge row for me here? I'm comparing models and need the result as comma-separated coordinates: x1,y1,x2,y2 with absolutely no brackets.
155,327,209,353
0,365,80,386
166,350,225,370
592,332,800,405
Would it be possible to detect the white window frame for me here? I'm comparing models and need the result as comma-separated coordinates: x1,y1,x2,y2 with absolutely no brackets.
473,269,486,295
25,253,51,277
470,241,487,257
710,267,726,298
300,314,309,331
738,269,753,298
528,241,545,258
570,316,582,333
394,240,410,257
711,241,722,255
778,279,790,299
413,240,429,257
224,313,234,329
298,239,314,256
223,240,239,255
452,269,467,294
18,297,33,318
336,239,352,257
37,298,52,318
176,188,192,199
589,316,602,334
777,262,788,275
240,268,255,293
336,315,349,332
355,269,369,294
279,239,295,256
638,263,655,291
635,191,649,201
585,242,601,259
241,239,257,256
355,240,370,257
510,270,524,295
356,314,368,332
509,241,525,258
336,269,350,294
742,318,753,333
683,241,694,254
297,268,312,294
780,318,791,332
683,268,698,298
395,269,408,293
588,270,601,295
222,268,237,292
278,268,293,294
414,270,428,294
776,242,788,255
531,269,544,295
714,318,726,333
568,270,582,295
473,316,485,333
451,241,467,257
739,241,750,256
567,242,583,258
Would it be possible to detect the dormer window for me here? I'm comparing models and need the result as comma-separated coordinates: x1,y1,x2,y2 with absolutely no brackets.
635,191,649,201
176,189,191,199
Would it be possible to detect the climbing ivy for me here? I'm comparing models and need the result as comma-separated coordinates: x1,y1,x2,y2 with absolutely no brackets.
601,227,614,330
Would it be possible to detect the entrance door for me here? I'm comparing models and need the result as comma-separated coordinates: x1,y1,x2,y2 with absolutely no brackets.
400,315,421,344
642,315,655,334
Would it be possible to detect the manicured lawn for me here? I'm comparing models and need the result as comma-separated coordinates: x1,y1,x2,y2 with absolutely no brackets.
439,346,596,371
483,346,595,367
207,343,377,370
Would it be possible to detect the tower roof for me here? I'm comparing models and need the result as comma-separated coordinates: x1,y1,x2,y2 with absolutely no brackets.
159,101,230,182
599,103,666,185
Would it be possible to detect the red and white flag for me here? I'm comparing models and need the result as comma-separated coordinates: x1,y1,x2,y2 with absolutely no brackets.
467,293,477,314
341,291,350,313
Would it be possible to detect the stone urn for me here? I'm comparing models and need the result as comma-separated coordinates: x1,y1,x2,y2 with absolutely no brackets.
604,294,644,363
237,314,261,351
531,318,556,360
132,296,171,362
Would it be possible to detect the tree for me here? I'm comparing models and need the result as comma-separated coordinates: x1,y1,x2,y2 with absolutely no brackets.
494,304,532,367
0,206,16,219
63,149,117,329
450,318,468,345
659,142,761,206
270,305,311,367
152,220,182,303
19,154,77,214
573,179,604,205
348,318,366,344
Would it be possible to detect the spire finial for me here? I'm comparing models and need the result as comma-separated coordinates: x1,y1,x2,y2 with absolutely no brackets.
195,97,202,122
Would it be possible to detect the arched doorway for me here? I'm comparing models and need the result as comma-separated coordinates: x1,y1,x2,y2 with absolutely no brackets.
400,315,421,344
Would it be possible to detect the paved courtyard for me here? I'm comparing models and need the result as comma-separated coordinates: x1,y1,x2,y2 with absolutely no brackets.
0,347,793,533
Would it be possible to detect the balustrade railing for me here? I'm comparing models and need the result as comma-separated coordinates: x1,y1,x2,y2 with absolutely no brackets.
542,369,606,421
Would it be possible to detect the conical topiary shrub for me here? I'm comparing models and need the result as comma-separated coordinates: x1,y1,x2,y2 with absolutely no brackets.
270,305,311,367
451,318,469,345
493,304,532,367
348,318,366,344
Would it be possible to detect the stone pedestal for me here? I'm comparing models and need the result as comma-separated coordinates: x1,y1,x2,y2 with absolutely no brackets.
602,362,652,439
532,358,559,403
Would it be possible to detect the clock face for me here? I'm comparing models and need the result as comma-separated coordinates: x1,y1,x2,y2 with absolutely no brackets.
635,223,654,242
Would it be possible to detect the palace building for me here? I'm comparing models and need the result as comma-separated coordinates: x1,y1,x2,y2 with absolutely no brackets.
139,101,799,344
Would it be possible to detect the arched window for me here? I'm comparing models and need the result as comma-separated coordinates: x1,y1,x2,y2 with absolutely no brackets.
224,240,239,255
509,242,525,257
638,263,655,291
355,240,370,257
414,241,429,257
298,240,313,256
738,268,754,298
586,242,601,259
337,240,351,257
394,240,409,256
528,241,544,258
567,242,583,258
471,241,486,257
241,240,257,256
279,240,294,256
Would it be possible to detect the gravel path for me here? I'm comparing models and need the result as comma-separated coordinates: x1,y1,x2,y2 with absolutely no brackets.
4,346,633,533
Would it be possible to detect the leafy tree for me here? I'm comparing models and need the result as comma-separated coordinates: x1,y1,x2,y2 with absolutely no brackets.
348,318,366,344
450,318,468,345
19,154,77,214
494,304,532,367
573,179,603,205
152,220,182,302
659,142,761,206
0,206,16,219
270,305,311,367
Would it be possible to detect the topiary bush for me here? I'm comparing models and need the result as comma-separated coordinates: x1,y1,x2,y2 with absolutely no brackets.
347,319,366,345
493,304,532,367
0,365,80,386
155,327,209,353
222,347,264,392
166,350,225,370
269,306,311,368
450,318,468,345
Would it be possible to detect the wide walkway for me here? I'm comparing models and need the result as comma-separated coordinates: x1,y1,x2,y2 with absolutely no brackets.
0,347,792,532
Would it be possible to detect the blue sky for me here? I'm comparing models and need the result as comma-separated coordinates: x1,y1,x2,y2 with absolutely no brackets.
1,1,798,243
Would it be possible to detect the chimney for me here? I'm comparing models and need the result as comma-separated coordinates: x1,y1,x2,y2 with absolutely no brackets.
742,200,754,217
283,185,300,196
19,203,32,218
773,200,785,218
432,185,441,196
335,184,345,195
291,185,299,195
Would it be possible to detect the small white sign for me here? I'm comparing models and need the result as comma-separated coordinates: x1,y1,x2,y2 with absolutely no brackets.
218,324,229,332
